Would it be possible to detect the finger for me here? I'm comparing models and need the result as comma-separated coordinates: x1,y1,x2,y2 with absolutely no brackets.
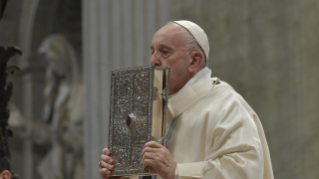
142,158,157,168
141,152,162,167
100,161,115,170
99,167,110,179
103,148,111,155
100,168,122,179
141,145,168,159
141,146,159,158
144,141,163,148
101,154,114,164
143,146,162,153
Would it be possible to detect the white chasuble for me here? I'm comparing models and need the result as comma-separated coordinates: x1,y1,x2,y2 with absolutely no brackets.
161,77,274,179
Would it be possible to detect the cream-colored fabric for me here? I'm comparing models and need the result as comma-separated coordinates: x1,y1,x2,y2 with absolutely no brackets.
179,67,211,93
160,78,274,179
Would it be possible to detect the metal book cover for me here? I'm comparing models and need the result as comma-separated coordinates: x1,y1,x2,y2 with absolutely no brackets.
108,65,169,177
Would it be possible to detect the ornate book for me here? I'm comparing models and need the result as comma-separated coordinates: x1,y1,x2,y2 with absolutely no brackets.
108,65,170,177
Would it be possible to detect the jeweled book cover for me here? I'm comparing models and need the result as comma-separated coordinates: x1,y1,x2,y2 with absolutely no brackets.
108,65,169,177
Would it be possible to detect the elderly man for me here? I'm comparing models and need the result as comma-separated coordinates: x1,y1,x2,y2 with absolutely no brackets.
99,20,273,179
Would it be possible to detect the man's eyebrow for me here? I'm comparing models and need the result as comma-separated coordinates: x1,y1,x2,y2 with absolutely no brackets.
159,44,172,50
150,44,173,50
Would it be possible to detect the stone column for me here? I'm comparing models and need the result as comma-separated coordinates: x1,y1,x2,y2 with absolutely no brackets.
19,1,39,179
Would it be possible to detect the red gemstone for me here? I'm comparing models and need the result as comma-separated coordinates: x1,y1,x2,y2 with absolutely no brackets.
126,116,131,127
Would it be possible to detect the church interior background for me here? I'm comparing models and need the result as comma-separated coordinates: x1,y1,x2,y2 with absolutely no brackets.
0,0,319,178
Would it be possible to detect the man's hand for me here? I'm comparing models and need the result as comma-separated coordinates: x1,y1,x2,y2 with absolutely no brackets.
141,141,177,179
99,148,115,179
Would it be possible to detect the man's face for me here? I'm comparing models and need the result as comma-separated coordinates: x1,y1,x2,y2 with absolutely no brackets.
150,24,192,95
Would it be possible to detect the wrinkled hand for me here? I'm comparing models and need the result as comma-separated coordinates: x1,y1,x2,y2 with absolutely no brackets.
141,141,177,179
99,148,115,179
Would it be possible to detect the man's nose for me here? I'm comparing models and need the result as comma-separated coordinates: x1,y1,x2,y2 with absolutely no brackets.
149,54,161,67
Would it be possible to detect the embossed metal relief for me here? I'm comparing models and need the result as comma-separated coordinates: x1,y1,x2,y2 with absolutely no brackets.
109,66,155,176
108,65,170,177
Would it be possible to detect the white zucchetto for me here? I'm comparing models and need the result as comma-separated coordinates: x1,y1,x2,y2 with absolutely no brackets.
173,20,210,60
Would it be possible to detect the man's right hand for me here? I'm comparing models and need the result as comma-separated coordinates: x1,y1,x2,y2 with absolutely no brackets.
99,148,115,179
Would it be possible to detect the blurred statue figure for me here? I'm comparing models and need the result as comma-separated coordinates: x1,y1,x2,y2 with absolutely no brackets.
37,34,83,179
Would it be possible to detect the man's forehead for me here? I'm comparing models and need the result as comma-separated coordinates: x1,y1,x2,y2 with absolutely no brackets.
151,24,184,47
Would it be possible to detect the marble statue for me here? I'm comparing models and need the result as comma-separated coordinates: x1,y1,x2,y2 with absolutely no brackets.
36,34,83,179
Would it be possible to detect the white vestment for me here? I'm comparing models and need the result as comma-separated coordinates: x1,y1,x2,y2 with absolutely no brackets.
163,73,273,179
134,67,273,179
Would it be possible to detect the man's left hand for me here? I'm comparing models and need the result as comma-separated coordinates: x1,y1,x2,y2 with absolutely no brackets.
141,141,177,179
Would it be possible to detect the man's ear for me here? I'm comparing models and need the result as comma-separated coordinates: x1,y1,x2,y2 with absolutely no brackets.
1,170,12,179
188,51,204,74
